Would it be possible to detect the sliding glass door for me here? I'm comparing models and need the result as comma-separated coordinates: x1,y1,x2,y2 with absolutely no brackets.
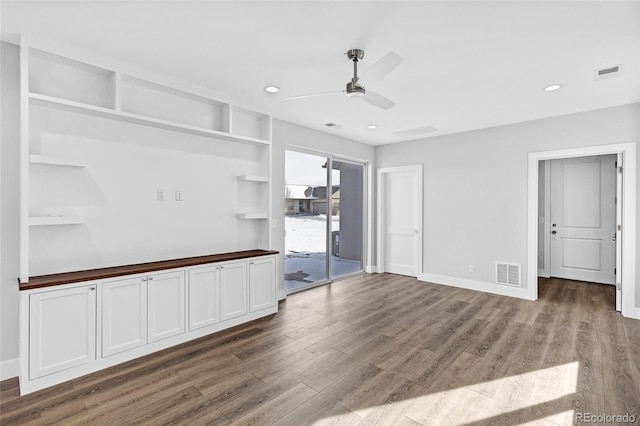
284,149,365,293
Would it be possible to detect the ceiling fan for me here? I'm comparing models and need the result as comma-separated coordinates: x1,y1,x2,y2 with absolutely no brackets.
285,49,403,110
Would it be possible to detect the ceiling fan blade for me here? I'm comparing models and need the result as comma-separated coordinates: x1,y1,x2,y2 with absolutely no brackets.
285,91,343,100
360,51,404,84
361,90,395,110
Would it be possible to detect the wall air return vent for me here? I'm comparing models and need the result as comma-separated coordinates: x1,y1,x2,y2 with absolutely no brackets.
594,64,621,80
496,262,521,287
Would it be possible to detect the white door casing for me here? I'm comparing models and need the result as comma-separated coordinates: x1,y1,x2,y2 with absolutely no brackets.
377,165,423,277
615,153,623,311
527,142,636,319
549,155,616,284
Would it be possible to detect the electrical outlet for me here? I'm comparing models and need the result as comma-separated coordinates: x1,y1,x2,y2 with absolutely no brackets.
157,189,165,201
175,189,183,201
468,265,475,273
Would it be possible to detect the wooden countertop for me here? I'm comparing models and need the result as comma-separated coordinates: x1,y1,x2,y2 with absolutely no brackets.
19,249,279,291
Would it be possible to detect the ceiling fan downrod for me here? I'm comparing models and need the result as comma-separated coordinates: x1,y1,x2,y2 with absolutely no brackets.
346,49,365,97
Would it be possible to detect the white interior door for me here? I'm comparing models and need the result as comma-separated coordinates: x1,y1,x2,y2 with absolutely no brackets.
379,165,422,277
550,155,616,284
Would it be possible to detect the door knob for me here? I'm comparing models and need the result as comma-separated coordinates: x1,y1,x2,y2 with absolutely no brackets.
552,230,557,235
552,223,557,227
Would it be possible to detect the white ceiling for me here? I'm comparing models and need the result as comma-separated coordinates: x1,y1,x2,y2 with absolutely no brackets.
2,1,639,145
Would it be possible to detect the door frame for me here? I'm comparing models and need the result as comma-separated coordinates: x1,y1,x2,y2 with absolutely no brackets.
284,146,369,294
527,142,637,319
377,164,423,276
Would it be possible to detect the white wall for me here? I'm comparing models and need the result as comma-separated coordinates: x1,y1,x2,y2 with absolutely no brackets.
271,120,376,298
28,105,267,275
1,42,21,378
376,103,640,306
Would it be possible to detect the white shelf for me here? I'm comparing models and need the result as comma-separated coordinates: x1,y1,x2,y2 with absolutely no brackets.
30,93,271,146
29,216,86,226
30,154,85,168
236,213,268,220
237,175,268,183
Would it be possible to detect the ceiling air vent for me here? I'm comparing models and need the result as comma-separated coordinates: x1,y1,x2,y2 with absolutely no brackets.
594,64,621,80
393,126,438,138
496,262,521,287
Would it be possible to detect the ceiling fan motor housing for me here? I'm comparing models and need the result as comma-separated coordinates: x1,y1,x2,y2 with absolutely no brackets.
346,80,365,97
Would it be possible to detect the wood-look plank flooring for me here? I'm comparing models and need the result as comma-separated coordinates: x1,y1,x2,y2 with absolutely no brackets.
2,275,639,425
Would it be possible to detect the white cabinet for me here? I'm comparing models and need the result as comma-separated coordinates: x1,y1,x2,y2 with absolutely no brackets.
249,257,276,313
220,261,248,321
148,271,185,342
29,285,96,379
20,252,278,395
102,276,147,357
188,266,220,331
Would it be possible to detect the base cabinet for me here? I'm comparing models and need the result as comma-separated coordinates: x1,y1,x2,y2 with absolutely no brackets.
219,261,248,321
29,285,96,380
20,253,277,395
102,276,148,357
249,257,276,312
188,266,220,331
147,271,185,343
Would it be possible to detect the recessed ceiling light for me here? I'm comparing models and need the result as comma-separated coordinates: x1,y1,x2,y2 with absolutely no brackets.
367,124,378,129
264,85,280,93
543,84,563,92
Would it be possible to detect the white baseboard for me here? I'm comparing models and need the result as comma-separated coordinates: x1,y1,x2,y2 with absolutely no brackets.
365,265,378,273
538,269,550,278
277,289,287,301
623,307,640,320
418,273,536,301
0,358,19,380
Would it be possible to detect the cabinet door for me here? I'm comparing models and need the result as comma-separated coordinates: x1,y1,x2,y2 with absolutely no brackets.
188,266,220,331
219,261,248,321
249,257,276,313
148,271,186,343
102,277,147,357
29,285,96,380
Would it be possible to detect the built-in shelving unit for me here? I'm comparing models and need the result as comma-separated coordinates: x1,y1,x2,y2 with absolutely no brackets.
19,40,274,282
237,175,268,183
29,154,85,168
29,216,86,226
236,213,269,220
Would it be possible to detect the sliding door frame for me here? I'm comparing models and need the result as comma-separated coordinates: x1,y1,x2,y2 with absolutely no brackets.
284,146,368,294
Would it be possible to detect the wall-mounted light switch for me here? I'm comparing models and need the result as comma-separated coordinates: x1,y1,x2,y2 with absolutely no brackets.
175,190,183,201
157,189,165,201
468,265,475,273
271,220,277,228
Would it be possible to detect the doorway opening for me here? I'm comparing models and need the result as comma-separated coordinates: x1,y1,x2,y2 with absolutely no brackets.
538,155,618,307
527,143,637,319
284,149,365,293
